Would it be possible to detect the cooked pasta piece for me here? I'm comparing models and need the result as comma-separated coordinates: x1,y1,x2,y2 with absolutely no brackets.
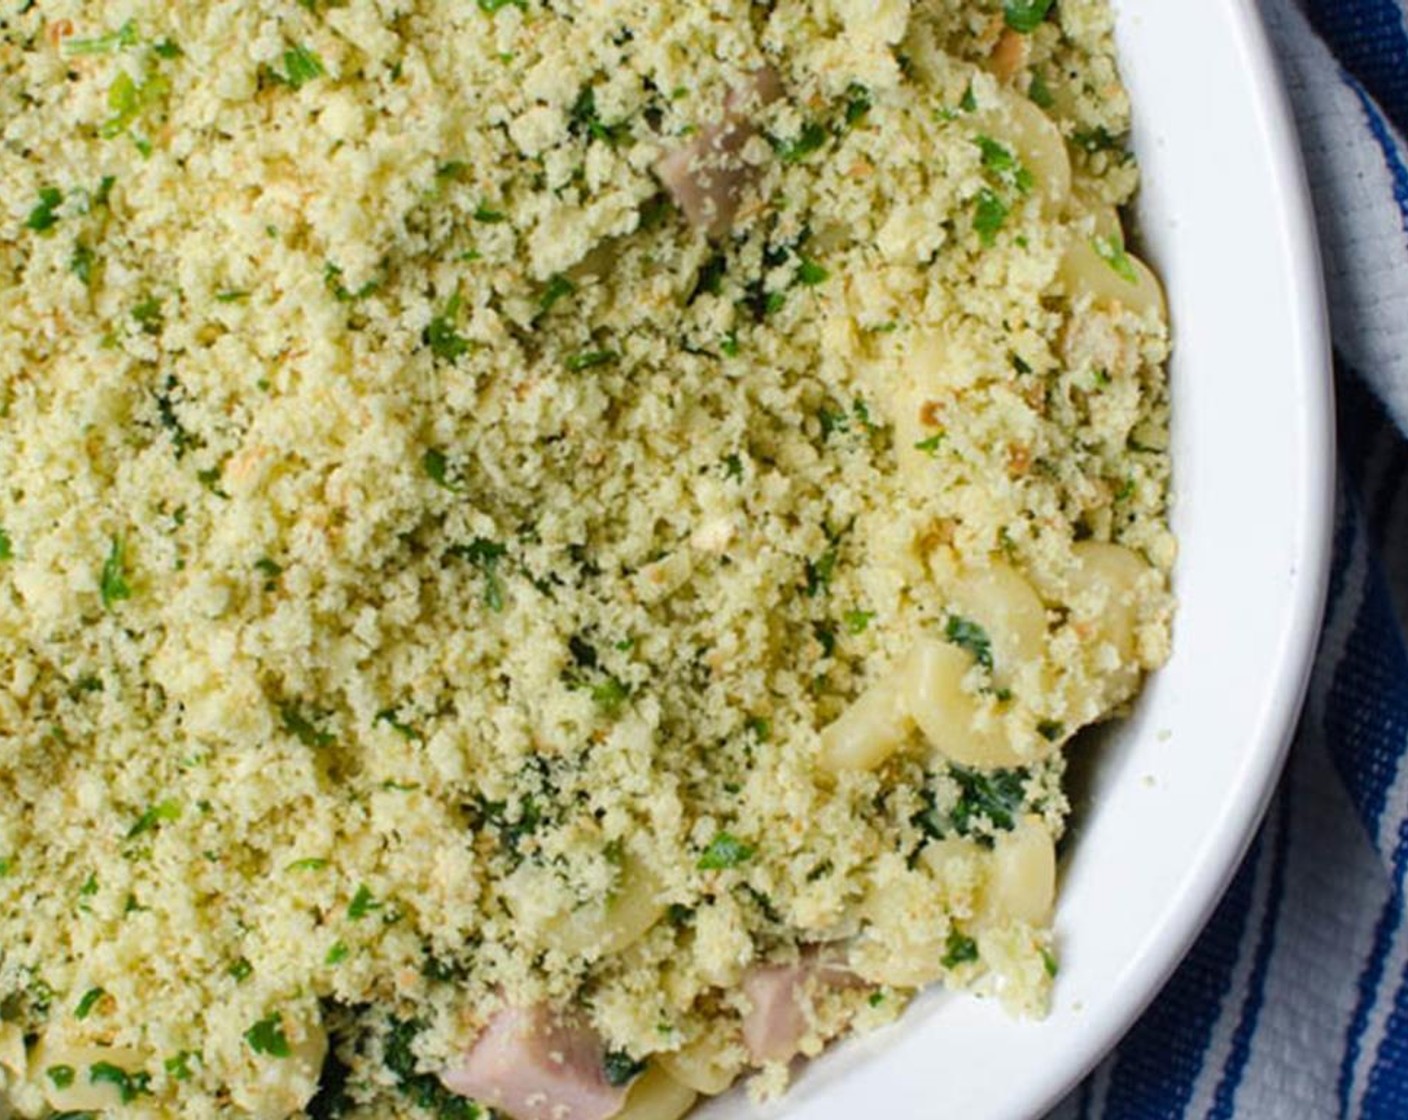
817,671,912,774
548,857,667,958
974,93,1072,216
1058,238,1168,321
615,1068,698,1120
230,1013,327,1120
946,563,1048,691
987,815,1058,926
28,1039,148,1115
656,1030,745,1097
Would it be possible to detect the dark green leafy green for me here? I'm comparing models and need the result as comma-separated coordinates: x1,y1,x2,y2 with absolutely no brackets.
941,930,980,968
26,187,63,232
1003,0,1054,33
245,1013,292,1058
697,831,754,871
944,615,993,669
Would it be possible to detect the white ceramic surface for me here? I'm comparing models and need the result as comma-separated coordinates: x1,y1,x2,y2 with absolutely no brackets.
702,1,1336,1117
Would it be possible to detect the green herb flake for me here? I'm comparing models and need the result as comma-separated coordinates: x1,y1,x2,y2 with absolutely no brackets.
773,121,827,163
74,987,106,1020
279,702,335,748
1037,719,1066,743
422,448,456,490
868,990,886,1007
745,715,771,741
570,86,629,146
602,1052,645,1088
375,708,422,741
538,273,576,315
71,244,97,286
797,257,829,286
473,203,507,223
287,857,330,872
720,332,740,358
450,538,508,612
282,44,326,89
844,609,876,634
590,676,631,717
89,1061,151,1104
164,1052,197,1082
80,872,98,897
565,350,618,372
425,296,470,362
945,615,993,670
1040,945,1059,977
47,1065,76,1089
973,188,1010,246
1028,71,1055,109
228,957,253,982
478,0,527,11
1093,234,1139,284
326,940,350,965
942,929,980,968
26,187,63,233
347,883,382,920
697,831,755,871
64,20,139,56
1003,0,1055,34
245,1013,292,1058
805,547,838,597
843,83,873,127
126,799,181,839
153,39,183,60
0,527,11,561
914,433,945,456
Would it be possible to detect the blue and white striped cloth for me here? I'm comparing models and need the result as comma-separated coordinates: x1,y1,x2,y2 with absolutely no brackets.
1051,1,1408,1116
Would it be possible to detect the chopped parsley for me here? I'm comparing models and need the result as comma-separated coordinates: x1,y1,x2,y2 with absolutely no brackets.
375,708,422,741
797,257,829,286
164,1052,197,1082
843,83,873,128
71,244,97,285
64,20,139,56
46,1065,76,1089
917,765,1031,839
537,273,576,316
976,136,1034,194
348,883,382,920
422,448,458,490
449,538,508,611
478,0,526,10
570,86,628,146
74,987,106,1020
281,44,326,89
914,433,945,456
228,957,253,982
745,715,771,741
565,349,618,372
772,121,827,163
25,187,63,233
89,1061,152,1103
697,831,755,871
0,527,11,561
1093,233,1139,284
941,929,980,967
602,1052,645,1087
945,614,993,670
1037,719,1066,742
844,609,876,634
425,295,470,361
805,547,838,597
591,676,631,717
1028,71,1055,109
279,702,335,748
1041,945,1059,977
245,1013,292,1058
472,203,507,223
326,940,350,965
973,188,1010,246
384,1018,480,1120
126,799,181,839
1003,0,1054,33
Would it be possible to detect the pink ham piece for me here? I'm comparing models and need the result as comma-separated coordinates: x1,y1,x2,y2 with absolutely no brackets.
740,955,862,1065
654,67,784,238
440,1005,626,1120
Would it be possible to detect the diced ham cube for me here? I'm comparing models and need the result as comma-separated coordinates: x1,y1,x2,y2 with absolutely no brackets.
740,953,865,1065
654,68,784,238
440,1005,626,1120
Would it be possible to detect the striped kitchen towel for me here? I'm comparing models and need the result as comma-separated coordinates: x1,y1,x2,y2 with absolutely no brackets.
1050,1,1408,1117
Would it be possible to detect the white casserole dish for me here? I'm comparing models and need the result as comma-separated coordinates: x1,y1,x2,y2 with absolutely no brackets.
705,1,1335,1116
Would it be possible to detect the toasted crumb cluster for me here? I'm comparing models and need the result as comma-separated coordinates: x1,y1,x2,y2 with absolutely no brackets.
0,1,1172,1117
